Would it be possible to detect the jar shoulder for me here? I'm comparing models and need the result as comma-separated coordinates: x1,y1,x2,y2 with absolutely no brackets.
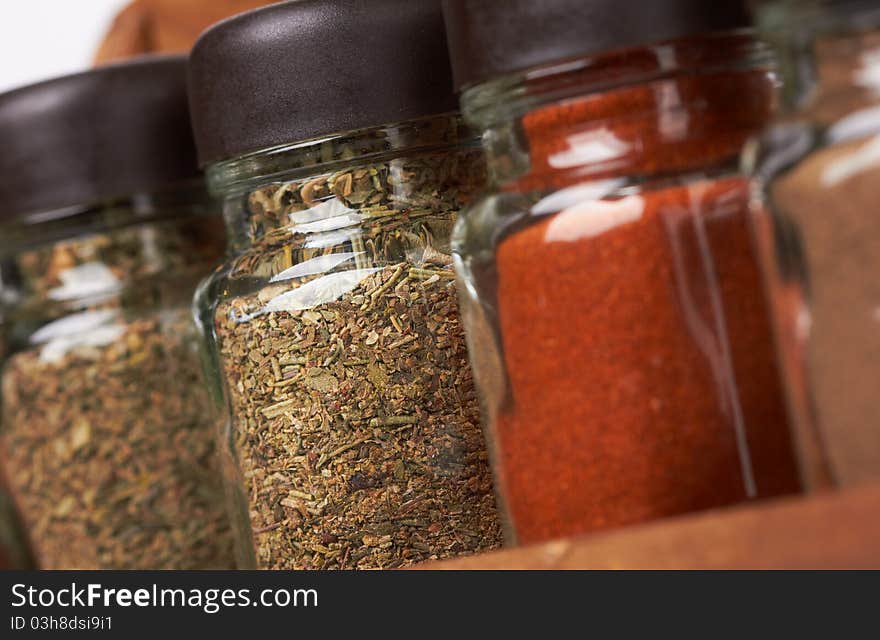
212,204,465,313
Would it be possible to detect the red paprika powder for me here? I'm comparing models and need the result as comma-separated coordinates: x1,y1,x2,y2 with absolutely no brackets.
444,0,803,544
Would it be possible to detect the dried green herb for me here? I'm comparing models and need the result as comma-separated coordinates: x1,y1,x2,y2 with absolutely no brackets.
0,223,234,570
12,216,225,304
209,137,502,569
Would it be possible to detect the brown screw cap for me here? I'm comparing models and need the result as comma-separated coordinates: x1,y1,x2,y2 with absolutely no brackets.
0,55,199,220
442,0,754,91
188,0,459,167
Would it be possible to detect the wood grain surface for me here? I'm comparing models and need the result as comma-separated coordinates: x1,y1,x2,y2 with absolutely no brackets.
419,484,880,569
94,0,274,64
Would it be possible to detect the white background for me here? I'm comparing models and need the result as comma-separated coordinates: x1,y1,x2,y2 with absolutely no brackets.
0,0,129,94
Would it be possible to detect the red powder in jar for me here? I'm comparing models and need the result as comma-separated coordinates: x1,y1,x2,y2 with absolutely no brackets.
492,70,801,544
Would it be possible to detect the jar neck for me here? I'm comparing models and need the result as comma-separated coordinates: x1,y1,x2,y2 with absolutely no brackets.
757,0,880,121
462,32,775,190
207,114,479,253
0,182,223,313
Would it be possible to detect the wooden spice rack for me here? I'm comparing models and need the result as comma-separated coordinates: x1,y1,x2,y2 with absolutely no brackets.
416,484,880,569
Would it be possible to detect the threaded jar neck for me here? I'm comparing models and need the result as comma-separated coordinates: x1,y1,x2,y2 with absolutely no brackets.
209,114,484,252
207,114,475,199
0,183,221,314
461,32,775,189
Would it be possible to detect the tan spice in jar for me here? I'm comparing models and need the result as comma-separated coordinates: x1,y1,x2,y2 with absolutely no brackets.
211,147,502,569
1,228,234,569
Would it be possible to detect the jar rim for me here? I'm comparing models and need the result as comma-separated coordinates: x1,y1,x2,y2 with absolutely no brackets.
460,31,772,130
206,113,478,198
0,181,214,257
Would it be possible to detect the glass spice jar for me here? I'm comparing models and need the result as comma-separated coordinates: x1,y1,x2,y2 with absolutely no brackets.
0,471,34,569
747,0,880,488
0,57,234,569
443,0,805,545
189,0,502,570
0,289,31,569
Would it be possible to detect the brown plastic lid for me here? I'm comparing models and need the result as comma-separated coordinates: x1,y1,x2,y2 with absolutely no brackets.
187,0,459,167
442,0,753,90
0,55,200,220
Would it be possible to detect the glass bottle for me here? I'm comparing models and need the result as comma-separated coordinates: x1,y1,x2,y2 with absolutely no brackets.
748,0,880,487
0,57,233,569
190,0,501,570
444,0,804,545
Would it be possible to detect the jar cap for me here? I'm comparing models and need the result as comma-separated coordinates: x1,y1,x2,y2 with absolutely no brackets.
188,0,459,167
0,56,200,220
442,0,753,90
